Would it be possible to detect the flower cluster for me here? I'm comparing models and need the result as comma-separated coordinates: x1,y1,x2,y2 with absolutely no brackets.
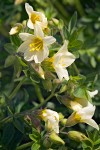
9,2,99,144
10,3,75,81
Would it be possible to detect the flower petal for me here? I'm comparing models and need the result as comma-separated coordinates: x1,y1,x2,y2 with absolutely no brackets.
88,90,98,98
66,112,79,127
82,118,99,130
44,36,56,45
61,52,75,67
25,3,33,15
33,50,44,63
27,19,34,29
24,50,34,61
43,45,49,60
78,102,95,118
54,66,69,81
17,41,31,52
19,33,34,41
34,23,44,38
58,40,69,53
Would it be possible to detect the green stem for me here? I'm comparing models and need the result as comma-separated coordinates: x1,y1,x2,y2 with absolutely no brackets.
34,84,44,103
73,63,80,75
0,85,57,124
9,76,26,100
16,141,33,150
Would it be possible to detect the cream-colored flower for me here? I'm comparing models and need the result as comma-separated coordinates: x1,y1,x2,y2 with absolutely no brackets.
40,109,59,133
25,3,47,29
46,40,75,81
18,23,56,63
61,89,98,112
66,102,99,130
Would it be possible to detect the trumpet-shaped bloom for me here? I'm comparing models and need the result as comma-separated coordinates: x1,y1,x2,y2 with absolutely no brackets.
18,23,56,63
61,90,98,112
53,40,75,80
66,102,99,130
46,40,75,81
40,109,59,133
25,3,47,29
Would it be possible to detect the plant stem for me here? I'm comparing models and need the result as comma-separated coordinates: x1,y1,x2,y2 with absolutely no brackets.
16,141,33,150
73,63,80,75
34,84,44,103
9,76,26,100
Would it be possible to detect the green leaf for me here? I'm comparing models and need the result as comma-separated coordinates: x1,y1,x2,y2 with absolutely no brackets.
13,118,24,133
69,40,83,51
10,35,21,47
14,58,22,78
73,87,88,100
63,26,70,40
1,123,15,146
4,55,16,68
94,139,100,145
31,142,40,150
68,12,77,33
4,43,16,54
29,128,41,142
90,57,96,68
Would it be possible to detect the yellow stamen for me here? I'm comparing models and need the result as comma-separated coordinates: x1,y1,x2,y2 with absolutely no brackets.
29,37,43,52
31,13,40,24
74,113,81,121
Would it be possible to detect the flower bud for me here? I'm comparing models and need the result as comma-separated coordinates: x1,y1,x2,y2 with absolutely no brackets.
43,137,51,148
61,118,67,126
49,132,65,145
52,18,59,26
68,131,88,142
59,113,64,120
9,23,23,35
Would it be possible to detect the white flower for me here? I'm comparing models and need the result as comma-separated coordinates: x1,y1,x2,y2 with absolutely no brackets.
18,23,56,63
25,3,47,29
88,90,98,98
41,109,59,133
48,40,75,81
66,102,99,130
64,90,98,111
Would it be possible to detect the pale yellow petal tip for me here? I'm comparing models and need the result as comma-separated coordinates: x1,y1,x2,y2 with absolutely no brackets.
9,27,18,35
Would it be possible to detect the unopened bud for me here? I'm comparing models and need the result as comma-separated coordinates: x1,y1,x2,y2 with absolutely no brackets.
61,118,67,126
42,80,52,91
9,23,23,35
59,113,64,120
49,132,65,145
68,131,88,142
52,18,59,26
43,137,51,148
